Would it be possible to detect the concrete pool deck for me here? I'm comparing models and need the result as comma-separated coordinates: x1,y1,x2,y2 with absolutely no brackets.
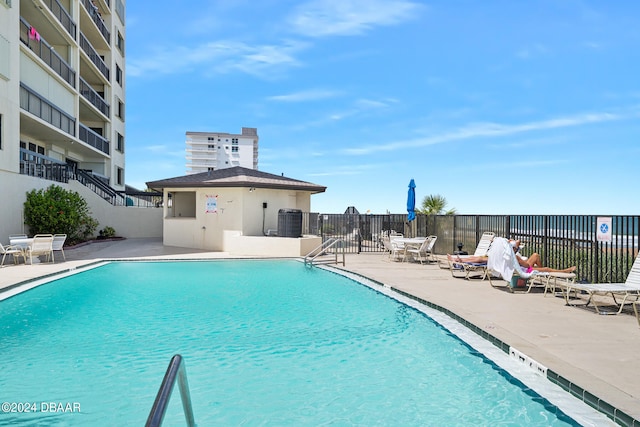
1,237,638,425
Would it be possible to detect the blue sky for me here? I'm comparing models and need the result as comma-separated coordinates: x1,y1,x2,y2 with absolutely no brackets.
124,1,640,215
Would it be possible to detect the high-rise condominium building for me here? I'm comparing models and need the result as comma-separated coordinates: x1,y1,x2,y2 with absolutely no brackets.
185,127,259,174
0,0,126,189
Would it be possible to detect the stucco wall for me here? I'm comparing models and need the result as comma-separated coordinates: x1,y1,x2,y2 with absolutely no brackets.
0,170,162,242
161,186,314,252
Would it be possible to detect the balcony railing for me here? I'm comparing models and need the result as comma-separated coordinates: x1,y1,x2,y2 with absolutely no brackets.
20,17,76,88
79,32,110,80
42,0,76,39
79,77,110,117
19,148,71,183
79,123,110,154
81,0,110,43
20,83,76,136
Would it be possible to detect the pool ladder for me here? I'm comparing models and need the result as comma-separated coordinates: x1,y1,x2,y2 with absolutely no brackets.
146,354,196,427
304,238,346,267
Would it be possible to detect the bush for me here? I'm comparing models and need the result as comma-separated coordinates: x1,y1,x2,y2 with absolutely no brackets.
99,226,116,238
24,185,99,244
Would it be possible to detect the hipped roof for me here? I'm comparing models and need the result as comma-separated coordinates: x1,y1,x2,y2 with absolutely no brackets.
146,166,326,194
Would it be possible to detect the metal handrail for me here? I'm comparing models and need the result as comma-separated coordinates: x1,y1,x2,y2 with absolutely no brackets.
304,238,345,266
146,354,196,427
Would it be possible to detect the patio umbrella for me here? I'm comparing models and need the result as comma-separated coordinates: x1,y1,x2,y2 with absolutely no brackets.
407,179,416,222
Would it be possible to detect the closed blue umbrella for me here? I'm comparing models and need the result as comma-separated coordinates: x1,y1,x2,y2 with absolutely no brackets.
407,179,416,222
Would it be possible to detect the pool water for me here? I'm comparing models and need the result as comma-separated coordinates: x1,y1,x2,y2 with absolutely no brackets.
0,260,581,426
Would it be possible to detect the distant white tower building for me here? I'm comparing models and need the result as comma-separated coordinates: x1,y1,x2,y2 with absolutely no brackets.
186,127,259,174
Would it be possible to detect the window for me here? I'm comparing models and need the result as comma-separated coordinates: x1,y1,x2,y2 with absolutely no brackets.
208,144,215,150
232,138,238,144
116,167,124,186
116,31,125,54
116,132,124,152
0,114,2,150
117,99,125,120
116,65,122,86
232,146,238,153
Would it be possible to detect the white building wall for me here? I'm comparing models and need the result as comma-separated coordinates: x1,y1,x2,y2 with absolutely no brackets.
185,128,259,174
161,186,316,255
0,170,162,243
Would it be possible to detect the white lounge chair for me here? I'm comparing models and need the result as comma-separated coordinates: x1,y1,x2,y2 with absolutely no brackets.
486,237,544,290
25,234,54,265
52,234,67,262
405,235,437,264
486,237,577,293
1,243,24,266
560,254,640,315
446,231,495,279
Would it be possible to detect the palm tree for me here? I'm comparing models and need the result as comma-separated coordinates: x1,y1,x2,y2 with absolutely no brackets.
419,194,457,215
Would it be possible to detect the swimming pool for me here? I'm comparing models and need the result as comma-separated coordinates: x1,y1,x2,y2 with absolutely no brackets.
0,260,610,425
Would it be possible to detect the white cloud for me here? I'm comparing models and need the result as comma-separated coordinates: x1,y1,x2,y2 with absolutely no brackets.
340,111,624,155
127,40,306,78
268,89,342,102
289,0,423,37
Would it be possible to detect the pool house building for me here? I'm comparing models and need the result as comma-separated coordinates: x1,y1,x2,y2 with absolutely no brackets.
146,167,327,257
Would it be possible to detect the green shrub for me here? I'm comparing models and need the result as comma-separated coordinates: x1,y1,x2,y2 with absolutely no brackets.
24,185,99,244
99,226,116,238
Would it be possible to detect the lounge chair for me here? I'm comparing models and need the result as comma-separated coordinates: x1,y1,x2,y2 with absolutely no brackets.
52,234,67,262
25,234,54,265
559,254,640,315
485,237,577,293
1,243,24,266
405,235,437,264
485,237,545,291
445,231,495,279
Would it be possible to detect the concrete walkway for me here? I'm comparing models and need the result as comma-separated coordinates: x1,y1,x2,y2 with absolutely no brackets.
1,238,639,424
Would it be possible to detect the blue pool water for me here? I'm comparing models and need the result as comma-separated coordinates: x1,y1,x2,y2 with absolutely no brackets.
0,260,582,426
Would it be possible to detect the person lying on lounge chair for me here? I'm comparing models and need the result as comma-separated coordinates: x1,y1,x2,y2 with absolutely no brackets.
448,241,576,274
510,240,576,274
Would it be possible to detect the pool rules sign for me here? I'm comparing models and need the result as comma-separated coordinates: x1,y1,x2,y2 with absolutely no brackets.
206,195,218,213
597,217,612,242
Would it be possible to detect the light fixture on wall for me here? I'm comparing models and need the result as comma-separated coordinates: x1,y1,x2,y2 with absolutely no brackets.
249,187,256,192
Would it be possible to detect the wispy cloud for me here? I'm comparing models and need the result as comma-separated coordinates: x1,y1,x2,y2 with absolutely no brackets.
128,40,307,78
341,111,624,155
516,43,549,59
267,89,342,102
288,0,423,37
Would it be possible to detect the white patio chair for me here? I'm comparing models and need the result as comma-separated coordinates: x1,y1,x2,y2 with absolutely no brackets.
52,234,67,262
25,234,54,265
1,243,24,266
405,235,438,264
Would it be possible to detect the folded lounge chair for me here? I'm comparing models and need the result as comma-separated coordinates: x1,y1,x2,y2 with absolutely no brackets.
560,254,640,315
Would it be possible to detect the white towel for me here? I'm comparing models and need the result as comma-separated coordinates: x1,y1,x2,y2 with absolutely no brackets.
487,237,536,282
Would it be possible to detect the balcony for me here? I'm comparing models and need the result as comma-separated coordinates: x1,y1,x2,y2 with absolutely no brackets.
42,0,76,40
80,32,110,80
81,0,110,44
79,123,110,155
79,77,110,117
20,17,76,88
20,83,75,137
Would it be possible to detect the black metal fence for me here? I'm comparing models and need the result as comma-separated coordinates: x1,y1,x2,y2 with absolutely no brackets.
313,213,639,284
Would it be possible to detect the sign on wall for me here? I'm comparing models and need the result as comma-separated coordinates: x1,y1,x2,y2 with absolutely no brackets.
596,217,612,242
206,195,218,213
